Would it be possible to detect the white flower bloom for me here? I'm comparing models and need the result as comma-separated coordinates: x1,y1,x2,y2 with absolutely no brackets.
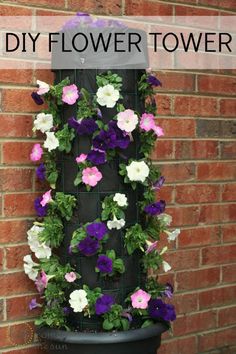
166,229,181,242
162,260,172,273
37,80,50,95
107,215,125,230
160,246,168,255
96,84,119,108
33,113,53,133
44,132,59,152
117,109,139,133
157,213,172,227
27,225,52,259
23,255,39,281
69,289,88,313
113,193,128,207
126,161,149,183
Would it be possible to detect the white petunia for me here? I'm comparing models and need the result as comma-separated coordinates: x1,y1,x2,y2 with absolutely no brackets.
44,132,59,152
157,213,172,227
37,80,50,95
117,109,139,133
23,255,39,281
69,289,88,313
162,260,172,273
27,225,52,259
113,193,128,207
107,215,125,230
126,161,149,183
33,113,53,133
96,84,119,108
166,229,181,242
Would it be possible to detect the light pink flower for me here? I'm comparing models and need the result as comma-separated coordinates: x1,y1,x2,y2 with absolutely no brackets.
146,240,158,254
62,84,79,105
40,189,52,207
30,144,43,162
76,154,87,163
65,272,77,283
131,289,151,309
117,109,138,133
153,125,164,137
36,80,50,95
140,113,155,132
35,270,48,293
82,167,102,187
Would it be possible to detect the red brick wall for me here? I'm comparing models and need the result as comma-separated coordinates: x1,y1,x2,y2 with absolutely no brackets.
0,1,236,353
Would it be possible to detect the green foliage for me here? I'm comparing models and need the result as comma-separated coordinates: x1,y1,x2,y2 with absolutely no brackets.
83,285,102,316
149,164,160,184
145,217,161,240
44,151,58,188
77,88,98,119
142,250,163,272
140,131,157,158
138,73,152,99
54,192,76,221
101,195,127,221
55,124,75,153
48,77,70,106
102,304,130,331
141,319,154,328
35,302,68,329
39,216,64,248
70,226,87,251
119,163,137,190
125,224,147,255
96,71,122,90
146,277,165,298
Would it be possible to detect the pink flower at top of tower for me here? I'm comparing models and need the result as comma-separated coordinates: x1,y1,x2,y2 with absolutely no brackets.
62,84,79,105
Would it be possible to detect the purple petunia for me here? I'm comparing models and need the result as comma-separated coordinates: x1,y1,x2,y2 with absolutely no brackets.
152,176,165,190
78,236,99,256
147,75,162,87
29,298,39,310
31,92,44,105
87,149,106,165
144,200,166,216
34,196,48,217
95,294,115,315
63,306,72,315
93,129,117,151
163,283,174,299
68,117,98,135
148,298,176,322
86,222,108,240
36,163,46,181
96,255,113,274
108,120,130,150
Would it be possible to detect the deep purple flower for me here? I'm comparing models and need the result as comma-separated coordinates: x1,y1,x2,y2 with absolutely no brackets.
144,200,166,216
95,294,115,315
86,222,108,240
34,196,48,217
96,255,113,274
147,75,162,87
87,149,106,165
78,236,99,256
108,120,130,150
152,176,165,190
93,129,117,151
163,283,174,299
29,298,39,310
36,163,46,181
148,299,176,321
63,306,72,315
68,117,98,135
31,92,44,105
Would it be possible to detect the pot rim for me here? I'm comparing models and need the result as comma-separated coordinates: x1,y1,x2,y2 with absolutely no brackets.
36,322,168,344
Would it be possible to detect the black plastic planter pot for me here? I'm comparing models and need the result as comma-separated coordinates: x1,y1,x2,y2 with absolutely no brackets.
37,323,168,354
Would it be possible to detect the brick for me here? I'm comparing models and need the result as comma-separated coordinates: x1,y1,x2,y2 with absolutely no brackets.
202,245,236,266
0,299,4,321
0,5,32,31
125,0,173,15
175,5,219,18
2,347,46,354
167,206,200,227
158,336,197,354
34,67,54,85
178,226,220,248
4,193,38,217
173,310,217,336
197,120,236,138
175,140,219,160
199,0,236,11
197,162,236,181
0,68,33,85
68,0,122,14
0,248,3,270
155,95,172,115
2,89,45,113
220,99,236,117
222,224,236,243
172,293,198,314
157,272,175,286
0,272,35,296
222,264,236,283
198,75,236,95
151,140,174,160
222,183,236,201
0,168,33,192
199,285,236,309
1,0,65,9
174,96,218,117
0,220,28,244
158,118,196,138
198,326,236,352
165,249,200,271
2,142,36,164
160,163,195,182
157,185,174,204
199,204,236,224
0,114,33,138
6,244,30,269
156,72,195,92
0,322,35,348
176,184,220,204
6,295,41,320
176,267,220,291
218,306,236,327
220,141,236,159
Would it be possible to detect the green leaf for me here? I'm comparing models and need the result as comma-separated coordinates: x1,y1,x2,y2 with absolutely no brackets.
121,318,130,331
103,319,114,331
141,320,154,328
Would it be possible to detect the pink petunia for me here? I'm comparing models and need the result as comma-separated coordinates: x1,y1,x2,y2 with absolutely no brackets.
65,272,77,283
146,240,158,254
76,153,87,163
35,271,48,293
82,167,102,187
131,289,151,309
62,84,79,105
140,113,155,132
40,189,52,207
30,144,43,162
153,125,164,137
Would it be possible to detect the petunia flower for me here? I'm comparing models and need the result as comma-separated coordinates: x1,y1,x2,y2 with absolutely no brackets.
33,113,53,133
144,200,166,216
96,255,113,274
40,189,52,207
62,84,79,105
65,272,77,283
86,222,108,240
113,193,128,207
68,117,98,135
29,298,41,310
107,215,125,230
153,125,164,137
75,153,87,163
43,132,59,152
27,225,51,259
95,294,115,315
31,92,44,105
140,113,155,132
30,144,43,162
82,166,102,187
78,236,99,256
148,298,176,321
163,283,174,299
87,149,106,165
36,80,50,95
34,196,48,217
23,255,39,281
157,213,172,226
147,75,162,87
162,260,171,273
165,229,181,242
131,289,151,310
152,176,165,190
126,160,150,183
117,109,139,133
145,240,158,254
35,270,50,293
96,84,119,108
36,163,46,181
69,289,88,313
